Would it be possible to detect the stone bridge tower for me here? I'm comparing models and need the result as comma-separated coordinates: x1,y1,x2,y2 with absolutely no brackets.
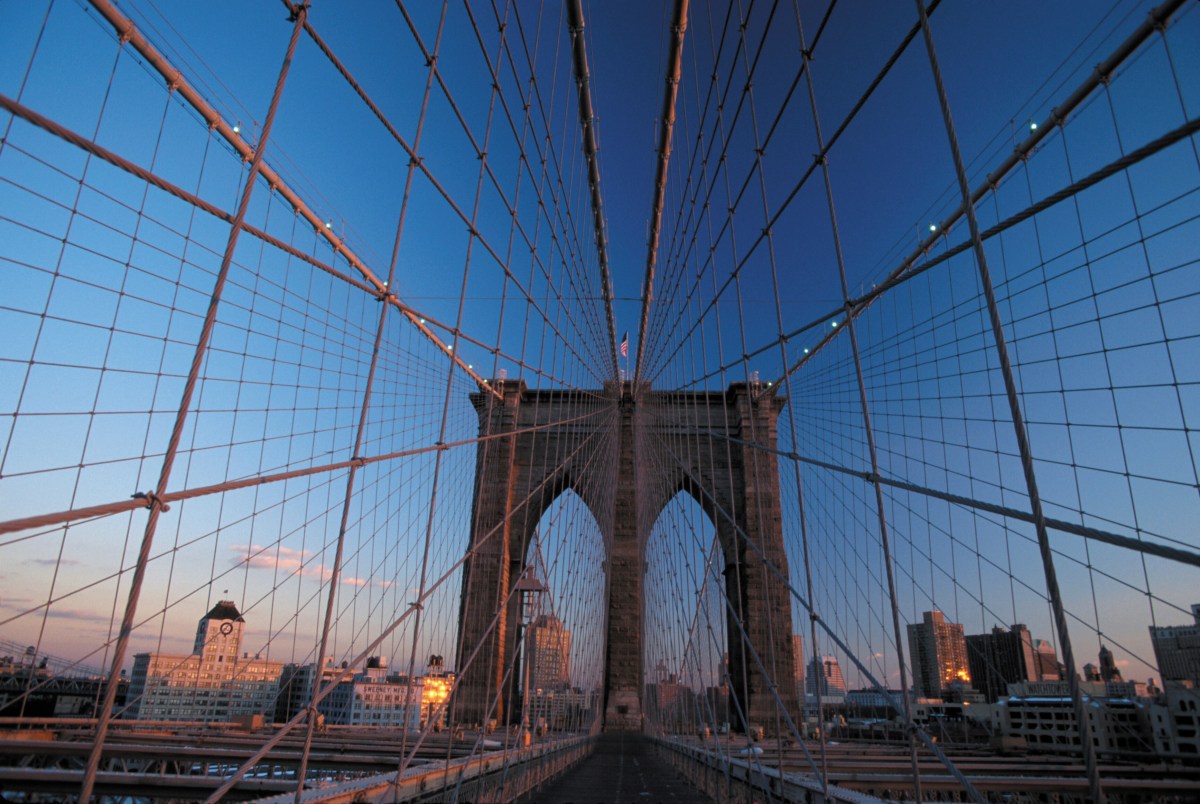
452,379,797,733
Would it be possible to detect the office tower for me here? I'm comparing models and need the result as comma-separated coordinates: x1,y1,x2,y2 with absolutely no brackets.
1098,645,1123,682
793,635,804,697
806,655,846,697
1149,604,1200,686
907,610,972,699
1033,639,1064,681
965,624,1037,702
525,613,571,692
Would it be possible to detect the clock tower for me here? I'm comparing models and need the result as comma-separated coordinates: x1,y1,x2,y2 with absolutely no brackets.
194,600,245,661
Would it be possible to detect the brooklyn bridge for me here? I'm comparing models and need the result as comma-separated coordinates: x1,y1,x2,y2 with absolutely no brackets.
1,0,1198,801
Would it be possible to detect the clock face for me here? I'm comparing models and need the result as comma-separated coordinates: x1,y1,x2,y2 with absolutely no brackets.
219,622,234,635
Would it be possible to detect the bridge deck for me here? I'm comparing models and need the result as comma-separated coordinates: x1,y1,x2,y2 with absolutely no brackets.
522,732,712,803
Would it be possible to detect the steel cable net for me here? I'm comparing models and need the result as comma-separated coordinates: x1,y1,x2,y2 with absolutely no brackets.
0,1,1198,803
1,0,613,799
636,0,1200,801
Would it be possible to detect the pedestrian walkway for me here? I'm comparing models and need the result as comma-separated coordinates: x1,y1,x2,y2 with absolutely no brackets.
522,732,713,803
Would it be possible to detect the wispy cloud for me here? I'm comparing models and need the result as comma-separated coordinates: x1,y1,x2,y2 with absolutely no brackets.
0,600,116,625
25,558,80,567
231,543,336,581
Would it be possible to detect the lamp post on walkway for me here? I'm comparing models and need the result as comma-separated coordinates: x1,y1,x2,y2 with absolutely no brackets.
514,572,545,747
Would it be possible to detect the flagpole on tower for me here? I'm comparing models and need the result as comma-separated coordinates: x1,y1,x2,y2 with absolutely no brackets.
620,331,629,387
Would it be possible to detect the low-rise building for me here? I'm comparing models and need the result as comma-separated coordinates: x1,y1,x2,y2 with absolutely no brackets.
989,681,1155,758
127,601,284,722
1149,685,1200,759
317,658,455,729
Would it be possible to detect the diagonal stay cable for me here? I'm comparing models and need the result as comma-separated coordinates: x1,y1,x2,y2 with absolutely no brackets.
566,0,620,379
84,0,499,399
634,0,689,389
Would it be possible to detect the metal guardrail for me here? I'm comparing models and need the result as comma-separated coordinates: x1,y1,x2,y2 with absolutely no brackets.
653,737,888,804
250,734,595,803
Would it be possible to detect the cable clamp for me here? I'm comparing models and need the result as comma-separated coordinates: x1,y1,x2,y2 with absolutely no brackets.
287,2,309,23
132,491,170,513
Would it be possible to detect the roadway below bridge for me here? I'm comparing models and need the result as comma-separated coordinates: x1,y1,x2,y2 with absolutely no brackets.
521,731,714,803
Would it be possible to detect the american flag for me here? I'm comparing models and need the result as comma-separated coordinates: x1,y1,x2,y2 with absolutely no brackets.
620,332,628,359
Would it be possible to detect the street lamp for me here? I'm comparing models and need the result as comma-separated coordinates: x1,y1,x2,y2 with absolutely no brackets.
514,572,545,747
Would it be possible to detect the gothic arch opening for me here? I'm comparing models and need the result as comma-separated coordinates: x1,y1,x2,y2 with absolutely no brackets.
509,489,606,734
643,491,729,736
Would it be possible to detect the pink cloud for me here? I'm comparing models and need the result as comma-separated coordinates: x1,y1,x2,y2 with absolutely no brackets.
231,544,332,581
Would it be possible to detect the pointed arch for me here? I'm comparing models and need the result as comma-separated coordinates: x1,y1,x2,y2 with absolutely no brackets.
643,491,729,735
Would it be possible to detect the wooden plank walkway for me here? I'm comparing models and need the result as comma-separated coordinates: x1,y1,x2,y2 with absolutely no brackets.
521,732,714,803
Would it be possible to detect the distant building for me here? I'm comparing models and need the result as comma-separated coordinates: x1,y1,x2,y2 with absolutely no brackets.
0,648,127,718
989,682,1155,758
645,662,691,733
845,688,903,713
1033,639,1064,681
965,624,1037,702
320,657,422,728
1099,645,1123,682
127,601,284,722
527,687,599,732
1150,604,1200,686
908,611,972,699
274,658,338,722
525,614,571,692
1149,686,1200,758
314,656,455,729
793,635,804,700
806,656,846,699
